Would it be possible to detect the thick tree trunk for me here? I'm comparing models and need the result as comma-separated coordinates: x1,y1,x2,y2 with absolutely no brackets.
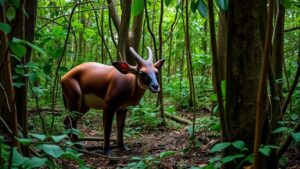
216,1,267,168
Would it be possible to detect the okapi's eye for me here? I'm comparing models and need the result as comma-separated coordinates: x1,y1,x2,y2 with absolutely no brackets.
139,71,146,77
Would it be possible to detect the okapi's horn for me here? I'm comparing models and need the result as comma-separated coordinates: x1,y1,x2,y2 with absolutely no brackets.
129,47,144,64
146,47,153,63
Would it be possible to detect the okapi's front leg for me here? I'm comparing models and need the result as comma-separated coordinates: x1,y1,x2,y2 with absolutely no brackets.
116,109,128,150
103,105,116,155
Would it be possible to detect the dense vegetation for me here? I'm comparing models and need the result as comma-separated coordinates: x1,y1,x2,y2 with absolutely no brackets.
0,0,299,168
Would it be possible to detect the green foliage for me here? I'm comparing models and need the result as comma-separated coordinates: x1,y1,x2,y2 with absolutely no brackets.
0,132,88,169
128,101,162,130
122,151,176,169
0,23,11,34
132,0,144,16
203,140,251,168
216,0,229,11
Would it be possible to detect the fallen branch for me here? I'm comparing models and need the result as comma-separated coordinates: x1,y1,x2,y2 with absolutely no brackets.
72,146,131,160
165,113,192,125
79,137,116,142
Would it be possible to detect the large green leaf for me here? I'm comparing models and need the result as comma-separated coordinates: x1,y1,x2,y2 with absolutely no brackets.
216,0,229,11
132,0,144,16
9,42,27,57
0,23,11,35
232,140,245,150
197,0,207,18
22,157,47,169
36,144,64,158
12,148,27,167
51,134,68,143
12,37,47,56
211,142,231,152
259,146,271,157
29,133,46,141
6,7,16,21
291,132,300,142
272,126,289,133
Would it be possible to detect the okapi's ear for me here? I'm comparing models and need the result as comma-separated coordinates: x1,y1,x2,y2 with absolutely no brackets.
112,61,137,74
154,59,165,71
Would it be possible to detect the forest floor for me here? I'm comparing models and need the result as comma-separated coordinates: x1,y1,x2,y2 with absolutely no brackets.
56,110,300,169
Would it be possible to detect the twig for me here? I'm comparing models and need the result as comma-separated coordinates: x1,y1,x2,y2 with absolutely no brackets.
284,26,300,33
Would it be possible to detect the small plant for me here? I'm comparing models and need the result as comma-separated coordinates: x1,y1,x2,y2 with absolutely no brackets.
122,151,176,169
203,140,251,169
0,132,88,169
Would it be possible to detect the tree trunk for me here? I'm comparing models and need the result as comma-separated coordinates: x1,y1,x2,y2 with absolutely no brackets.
217,1,267,168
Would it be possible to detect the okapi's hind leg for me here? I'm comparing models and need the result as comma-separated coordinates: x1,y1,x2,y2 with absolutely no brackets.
61,79,89,142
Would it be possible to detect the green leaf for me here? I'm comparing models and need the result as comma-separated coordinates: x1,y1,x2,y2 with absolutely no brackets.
208,155,221,163
22,157,47,169
0,0,4,6
291,132,300,142
232,140,245,150
221,155,236,164
272,126,289,133
12,148,27,167
29,133,46,141
0,23,11,35
211,94,217,101
279,156,288,167
132,0,144,16
36,144,64,158
51,134,68,143
12,38,47,56
6,7,16,21
216,0,229,11
259,146,271,157
211,142,231,152
10,0,20,8
13,82,26,88
159,151,176,158
61,152,81,160
32,86,44,96
165,0,172,6
25,72,37,83
9,42,26,57
201,163,217,169
197,0,207,18
18,138,34,145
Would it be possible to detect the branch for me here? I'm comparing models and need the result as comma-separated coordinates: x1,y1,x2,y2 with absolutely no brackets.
280,65,300,119
88,0,113,62
144,0,158,61
165,113,192,125
253,0,275,168
284,26,300,33
107,0,121,32
207,0,227,139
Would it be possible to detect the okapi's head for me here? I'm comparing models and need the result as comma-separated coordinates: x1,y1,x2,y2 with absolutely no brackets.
112,47,165,93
